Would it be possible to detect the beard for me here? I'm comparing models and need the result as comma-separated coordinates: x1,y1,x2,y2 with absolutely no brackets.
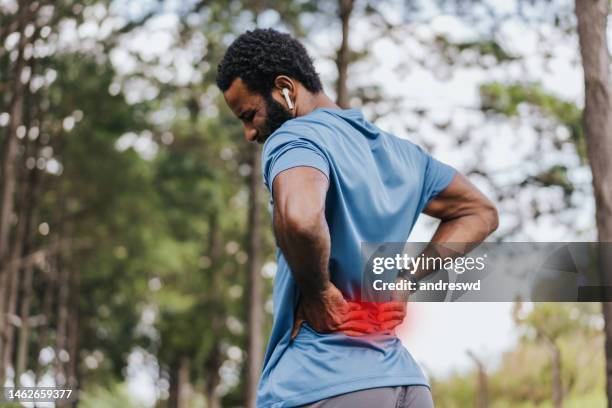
259,93,294,143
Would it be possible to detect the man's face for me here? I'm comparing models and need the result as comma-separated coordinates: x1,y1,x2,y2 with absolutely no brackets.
223,78,293,144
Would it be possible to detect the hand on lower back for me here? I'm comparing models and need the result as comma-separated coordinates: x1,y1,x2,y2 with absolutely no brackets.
291,284,373,339
376,301,407,331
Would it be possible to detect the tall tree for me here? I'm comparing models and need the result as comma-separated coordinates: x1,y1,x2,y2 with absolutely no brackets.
245,143,263,408
575,1,612,406
467,350,489,408
516,303,603,407
0,0,35,369
336,0,354,108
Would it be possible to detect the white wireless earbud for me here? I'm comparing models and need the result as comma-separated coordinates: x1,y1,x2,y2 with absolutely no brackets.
282,88,294,110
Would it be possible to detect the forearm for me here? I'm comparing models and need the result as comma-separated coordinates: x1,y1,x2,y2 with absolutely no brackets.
431,211,497,244
273,205,332,297
408,211,498,282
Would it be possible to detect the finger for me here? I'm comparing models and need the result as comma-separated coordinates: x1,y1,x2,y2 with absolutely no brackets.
343,310,369,322
291,302,304,340
340,329,368,337
380,320,403,330
378,311,405,322
338,320,375,333
291,317,304,340
347,302,363,311
378,302,406,312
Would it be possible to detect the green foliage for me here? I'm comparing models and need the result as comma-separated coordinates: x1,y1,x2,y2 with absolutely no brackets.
12,0,286,401
433,303,604,407
435,34,519,64
26,46,164,380
516,303,601,342
0,402,23,408
2,1,604,406
479,82,586,161
79,382,146,408
531,165,574,199
431,372,477,407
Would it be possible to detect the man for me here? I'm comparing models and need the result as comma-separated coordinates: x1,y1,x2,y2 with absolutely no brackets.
216,28,498,408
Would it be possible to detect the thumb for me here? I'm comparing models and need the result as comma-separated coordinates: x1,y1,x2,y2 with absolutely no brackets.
291,316,305,340
291,303,305,341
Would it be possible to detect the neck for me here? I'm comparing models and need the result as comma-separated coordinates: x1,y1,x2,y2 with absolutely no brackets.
296,92,342,117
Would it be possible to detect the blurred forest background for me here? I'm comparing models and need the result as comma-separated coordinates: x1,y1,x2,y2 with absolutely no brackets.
0,0,611,407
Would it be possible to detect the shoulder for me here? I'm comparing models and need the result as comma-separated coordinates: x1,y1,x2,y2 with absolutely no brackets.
383,132,428,157
277,110,335,137
260,122,332,192
263,112,333,156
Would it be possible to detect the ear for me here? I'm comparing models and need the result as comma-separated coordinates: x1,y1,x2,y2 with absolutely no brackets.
273,75,296,111
273,75,295,94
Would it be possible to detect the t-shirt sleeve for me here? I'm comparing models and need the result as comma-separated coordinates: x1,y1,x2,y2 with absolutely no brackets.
415,145,456,212
262,135,330,194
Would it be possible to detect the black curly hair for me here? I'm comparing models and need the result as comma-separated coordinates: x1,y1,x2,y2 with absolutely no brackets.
216,28,323,96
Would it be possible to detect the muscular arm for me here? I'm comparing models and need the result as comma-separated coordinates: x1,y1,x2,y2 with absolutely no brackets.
425,172,499,243
272,166,331,296
407,172,499,282
385,172,498,312
272,166,370,337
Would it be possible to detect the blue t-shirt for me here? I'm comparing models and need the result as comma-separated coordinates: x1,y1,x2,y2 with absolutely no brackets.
258,108,456,407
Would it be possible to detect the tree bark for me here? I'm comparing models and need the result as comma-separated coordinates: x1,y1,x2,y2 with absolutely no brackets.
15,261,34,384
66,264,80,392
204,214,223,408
1,57,39,386
15,110,42,385
335,0,354,108
551,344,563,408
0,0,31,366
245,144,264,408
177,356,191,408
542,337,563,408
204,346,222,408
55,254,71,387
467,351,488,408
168,361,179,408
35,251,57,381
0,174,35,385
575,1,612,406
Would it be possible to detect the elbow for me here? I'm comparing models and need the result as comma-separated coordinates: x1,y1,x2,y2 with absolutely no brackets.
482,201,499,235
277,202,326,239
284,210,325,238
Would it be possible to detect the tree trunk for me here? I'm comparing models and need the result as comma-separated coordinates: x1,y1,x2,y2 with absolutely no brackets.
15,261,34,384
204,345,222,408
467,351,488,408
0,176,34,385
551,343,563,408
542,337,564,408
245,144,264,408
0,0,31,367
335,0,354,108
575,1,612,406
15,122,41,385
66,264,80,393
177,356,191,408
203,213,223,408
55,255,71,387
35,251,57,381
1,66,38,386
168,361,179,408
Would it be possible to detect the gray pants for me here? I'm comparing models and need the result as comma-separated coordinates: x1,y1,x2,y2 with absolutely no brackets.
298,386,434,408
